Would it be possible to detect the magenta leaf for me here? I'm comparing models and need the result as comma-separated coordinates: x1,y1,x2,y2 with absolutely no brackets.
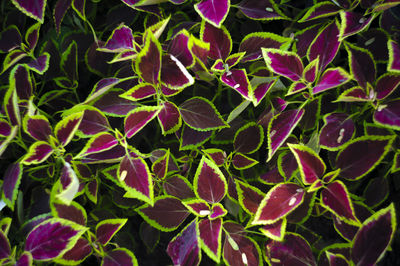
321,181,359,225
137,196,189,232
252,183,305,225
102,248,138,266
2,162,22,210
236,180,265,215
203,148,226,166
253,80,276,106
312,67,351,94
294,24,321,57
288,143,325,185
179,97,228,131
374,99,400,130
95,218,127,246
221,69,252,101
307,21,340,71
298,1,341,22
199,218,222,263
201,21,231,61
303,58,319,83
151,150,169,179
339,11,375,40
80,145,125,164
336,86,370,102
25,22,40,50
56,237,92,265
0,230,10,260
11,0,46,23
284,190,315,224
287,81,308,95
160,54,194,89
194,0,229,28
100,25,134,52
52,201,86,226
55,112,83,147
351,204,396,266
375,73,400,100
262,48,304,81
239,32,291,62
124,106,161,138
266,233,316,266
336,135,395,180
120,83,156,101
183,198,210,217
260,218,286,241
22,142,54,165
210,204,227,219
168,29,194,68
77,108,110,137
237,0,286,20
135,31,161,85
388,40,400,73
76,132,118,158
15,251,32,266
167,220,200,266
345,42,376,89
268,108,304,161
25,218,87,260
320,113,355,150
194,157,227,204
232,153,258,170
118,155,153,205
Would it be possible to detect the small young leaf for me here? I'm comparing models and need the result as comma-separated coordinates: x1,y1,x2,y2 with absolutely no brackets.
298,1,341,22
55,237,92,265
99,25,134,52
51,201,87,226
55,112,83,147
56,162,80,205
157,101,182,135
237,0,287,20
0,230,10,260
96,218,127,246
339,11,375,40
22,141,54,165
374,99,400,130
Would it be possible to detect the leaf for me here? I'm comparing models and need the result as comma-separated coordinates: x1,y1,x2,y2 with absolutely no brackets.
388,40,400,73
55,237,92,265
102,248,138,266
303,58,319,83
234,122,264,154
26,53,50,74
375,73,400,100
120,83,157,101
232,153,258,170
0,25,21,53
54,0,72,35
236,180,265,215
320,113,355,150
194,0,230,28
78,107,110,137
51,201,87,226
56,162,80,205
25,218,87,261
118,155,153,205
84,78,121,104
179,126,212,150
71,0,85,20
220,69,253,101
124,106,161,138
252,183,305,225
75,132,118,158
203,148,226,166
345,42,376,89
253,80,276,106
336,86,370,102
210,204,227,219
25,22,40,50
183,198,210,217
266,233,316,266
135,31,161,85
339,11,375,40
262,48,304,81
95,219,127,246
4,86,20,126
11,0,46,23
336,135,395,180
288,143,325,185
351,204,396,266
15,251,33,266
168,29,194,68
2,162,23,210
268,108,304,161
137,196,189,232
298,1,341,22
201,21,231,60
0,230,10,260
260,218,287,241
167,220,201,266
23,115,52,141
99,25,134,52
194,157,227,204
61,41,78,82
163,175,195,200
312,67,351,95
55,112,83,147
321,181,360,225
374,99,400,130
10,64,33,100
179,97,228,131
198,218,222,263
160,54,194,90
22,141,54,165
237,0,287,20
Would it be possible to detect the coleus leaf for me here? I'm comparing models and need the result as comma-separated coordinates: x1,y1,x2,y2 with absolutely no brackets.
303,58,319,83
51,200,87,226
260,218,287,241
194,0,230,28
220,69,253,101
55,112,84,147
312,67,351,95
120,83,157,101
54,0,72,35
168,29,194,68
307,21,340,72
167,219,201,266
288,143,326,185
55,237,92,265
253,80,276,106
84,78,121,104
188,35,210,71
162,175,192,199
232,153,258,170
26,53,50,74
234,122,264,154
320,113,355,150
0,25,21,53
0,228,10,260
25,22,40,50
95,218,127,246
201,21,231,60
77,107,110,137
194,156,227,204
239,32,291,62
22,141,54,165
321,180,360,225
339,11,375,40
267,108,304,161
179,97,228,131
85,178,98,204
10,64,33,100
262,48,304,81
351,203,396,266
266,233,316,266
24,218,87,261
75,132,118,158
210,204,227,219
277,151,298,180
4,86,20,126
0,119,11,137
61,41,78,82
388,40,400,73
374,99,400,130
160,54,194,90
252,183,305,225
297,26,321,59
56,162,80,205
198,218,222,263
102,248,138,266
375,73,400,100
124,106,161,138
99,25,134,52
298,1,341,22
237,0,287,20
179,126,212,150
336,86,370,102
11,0,46,23
236,180,265,215
182,198,210,217
345,42,376,89
118,155,153,205
151,149,169,179
336,135,395,180
16,251,32,266
135,31,161,85
137,196,189,232
71,0,86,20
2,162,23,210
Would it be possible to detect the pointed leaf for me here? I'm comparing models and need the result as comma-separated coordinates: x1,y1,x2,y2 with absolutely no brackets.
336,86,370,102
22,141,54,165
375,73,400,100
54,0,72,35
0,230,10,260
56,162,80,205
262,48,304,81
0,25,21,53
102,248,138,266
253,183,305,225
234,122,264,154
313,67,351,94
388,40,400,73
221,69,253,101
194,0,229,28
320,113,355,150
76,107,110,137
179,126,212,150
26,53,50,74
232,153,258,170
201,21,231,60
260,218,286,241
11,0,46,23
298,1,341,22
345,42,376,89
25,218,87,261
182,198,210,217
168,29,194,68
10,64,33,100
61,41,77,82
55,237,91,265
199,218,222,263
237,0,287,20
135,31,161,85
210,204,227,219
253,80,276,106
4,86,20,126
54,112,83,147
95,219,127,246
336,135,395,180
23,115,52,142
303,58,319,83
0,120,11,137
51,201,87,226
163,175,195,199
2,163,23,210
16,251,32,266
76,132,118,158
120,83,156,101
161,54,194,89
84,78,120,104
124,106,161,138
236,180,265,215
100,25,134,52
339,11,375,40
374,99,400,130
203,148,226,166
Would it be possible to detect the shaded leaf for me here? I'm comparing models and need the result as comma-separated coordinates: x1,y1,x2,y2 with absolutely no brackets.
96,219,127,246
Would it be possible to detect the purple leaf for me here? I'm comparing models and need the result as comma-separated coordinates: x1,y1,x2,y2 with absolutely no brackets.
85,179,98,204
336,86,370,102
232,153,258,170
286,191,315,224
313,67,351,94
277,151,298,180
94,90,138,117
180,126,212,150
80,145,125,164
10,64,33,100
0,230,10,260
161,54,194,89
307,21,340,71
183,198,210,217
374,99,400,130
57,162,80,205
55,112,83,146
321,181,359,225
303,58,319,83
358,29,389,62
25,22,40,50
0,26,21,52
364,176,389,208
262,48,304,81
22,142,54,165
237,0,286,20
201,21,231,60
339,11,375,40
11,0,46,23
100,25,134,52
57,237,91,265
135,32,161,85
268,108,304,161
120,83,157,101
124,106,161,138
179,97,228,131
294,24,321,58
76,132,118,157
221,69,252,101
253,80,276,106
298,1,341,22
4,86,20,126
15,251,32,266
118,155,153,205
225,52,245,68
194,0,229,28
236,180,265,214
54,0,72,35
0,120,11,137
103,248,138,266
137,196,189,232
61,41,77,81
336,135,395,180
320,113,355,150
345,42,376,89
52,201,87,226
23,115,52,142
151,150,169,179
25,218,87,260
287,81,308,95
252,183,305,225
194,157,227,204
157,101,181,135
167,220,200,266
233,123,263,154
351,204,396,266
26,53,50,74
203,149,226,166
78,108,110,136
288,143,325,185
388,40,400,73
168,29,194,67
210,204,227,219
84,78,121,104
260,219,286,241
325,252,349,266
95,219,127,245
266,233,316,266
199,218,222,263
375,73,400,100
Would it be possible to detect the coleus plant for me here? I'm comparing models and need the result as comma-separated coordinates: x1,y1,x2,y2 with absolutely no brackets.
1,0,400,265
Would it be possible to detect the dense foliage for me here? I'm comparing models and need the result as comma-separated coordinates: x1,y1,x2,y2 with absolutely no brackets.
0,0,400,265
